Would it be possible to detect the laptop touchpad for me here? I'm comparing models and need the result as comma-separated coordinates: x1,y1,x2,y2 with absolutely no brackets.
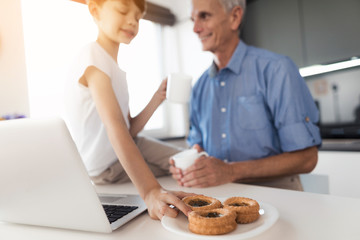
99,196,127,204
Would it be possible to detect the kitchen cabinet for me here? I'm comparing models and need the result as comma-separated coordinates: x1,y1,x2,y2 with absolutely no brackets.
242,0,360,67
242,0,305,67
301,0,360,66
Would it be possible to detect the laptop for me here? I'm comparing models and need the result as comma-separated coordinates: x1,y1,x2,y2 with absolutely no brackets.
0,117,147,233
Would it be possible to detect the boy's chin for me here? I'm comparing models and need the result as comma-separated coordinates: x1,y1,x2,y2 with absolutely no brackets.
120,38,133,45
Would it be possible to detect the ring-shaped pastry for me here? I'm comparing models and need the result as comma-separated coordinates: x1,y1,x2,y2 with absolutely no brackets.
183,195,222,211
188,208,237,235
223,197,260,224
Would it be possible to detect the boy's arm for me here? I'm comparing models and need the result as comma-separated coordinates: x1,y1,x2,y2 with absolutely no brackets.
84,67,191,219
85,66,159,192
128,79,167,137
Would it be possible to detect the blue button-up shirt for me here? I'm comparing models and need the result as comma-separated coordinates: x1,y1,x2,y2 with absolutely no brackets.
187,41,322,162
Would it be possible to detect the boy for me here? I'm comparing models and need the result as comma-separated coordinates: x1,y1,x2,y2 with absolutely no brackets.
64,0,192,220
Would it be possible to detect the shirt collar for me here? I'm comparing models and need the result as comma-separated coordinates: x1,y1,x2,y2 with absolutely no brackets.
208,41,248,78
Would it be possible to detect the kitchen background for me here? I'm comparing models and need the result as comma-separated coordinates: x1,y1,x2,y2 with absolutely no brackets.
307,67,360,126
1,0,359,198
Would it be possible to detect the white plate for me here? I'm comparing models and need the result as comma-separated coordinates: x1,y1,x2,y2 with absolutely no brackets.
161,200,279,239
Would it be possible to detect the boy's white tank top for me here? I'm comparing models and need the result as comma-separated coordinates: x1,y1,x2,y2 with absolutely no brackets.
64,42,129,176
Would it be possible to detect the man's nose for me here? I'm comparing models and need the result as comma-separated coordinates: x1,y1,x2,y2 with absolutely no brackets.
193,19,202,34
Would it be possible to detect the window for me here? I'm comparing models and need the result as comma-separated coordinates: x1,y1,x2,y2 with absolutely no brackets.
118,21,164,130
21,0,165,132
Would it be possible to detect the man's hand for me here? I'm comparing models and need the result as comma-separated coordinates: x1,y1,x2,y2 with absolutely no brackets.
169,158,183,186
170,156,233,188
169,144,205,186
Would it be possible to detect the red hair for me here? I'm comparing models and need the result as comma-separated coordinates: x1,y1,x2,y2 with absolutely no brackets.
88,0,146,13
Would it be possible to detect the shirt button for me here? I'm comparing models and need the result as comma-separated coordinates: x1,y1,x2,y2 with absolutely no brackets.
221,107,226,113
305,116,310,122
220,81,226,87
222,133,227,138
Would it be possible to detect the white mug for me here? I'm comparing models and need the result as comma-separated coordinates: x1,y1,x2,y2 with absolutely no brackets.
171,149,208,170
166,73,192,104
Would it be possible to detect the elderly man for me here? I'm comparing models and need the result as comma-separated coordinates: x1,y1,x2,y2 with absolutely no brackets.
170,0,321,190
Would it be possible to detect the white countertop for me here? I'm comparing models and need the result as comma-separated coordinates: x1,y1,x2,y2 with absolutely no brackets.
1,176,359,240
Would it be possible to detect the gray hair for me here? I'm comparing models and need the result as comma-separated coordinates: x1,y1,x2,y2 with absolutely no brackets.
218,0,246,35
219,0,246,13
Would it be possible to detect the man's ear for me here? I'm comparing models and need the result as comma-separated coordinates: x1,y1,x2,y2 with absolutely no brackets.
229,6,244,31
88,0,99,21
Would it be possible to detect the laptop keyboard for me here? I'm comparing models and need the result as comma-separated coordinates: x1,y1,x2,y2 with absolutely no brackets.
102,205,138,224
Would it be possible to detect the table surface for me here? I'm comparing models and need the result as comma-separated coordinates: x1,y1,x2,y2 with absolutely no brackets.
1,176,359,240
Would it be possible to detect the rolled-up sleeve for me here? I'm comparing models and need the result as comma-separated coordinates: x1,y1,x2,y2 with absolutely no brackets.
278,120,322,152
267,57,322,152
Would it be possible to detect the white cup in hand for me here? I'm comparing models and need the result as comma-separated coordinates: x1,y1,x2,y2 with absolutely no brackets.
166,73,192,104
171,149,208,170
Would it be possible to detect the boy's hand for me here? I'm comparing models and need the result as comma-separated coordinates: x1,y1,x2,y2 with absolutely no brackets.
154,78,167,102
144,187,193,220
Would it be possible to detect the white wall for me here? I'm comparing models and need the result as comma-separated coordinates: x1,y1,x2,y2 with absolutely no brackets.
301,151,360,199
0,0,29,117
306,67,360,124
310,151,360,199
21,0,97,119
